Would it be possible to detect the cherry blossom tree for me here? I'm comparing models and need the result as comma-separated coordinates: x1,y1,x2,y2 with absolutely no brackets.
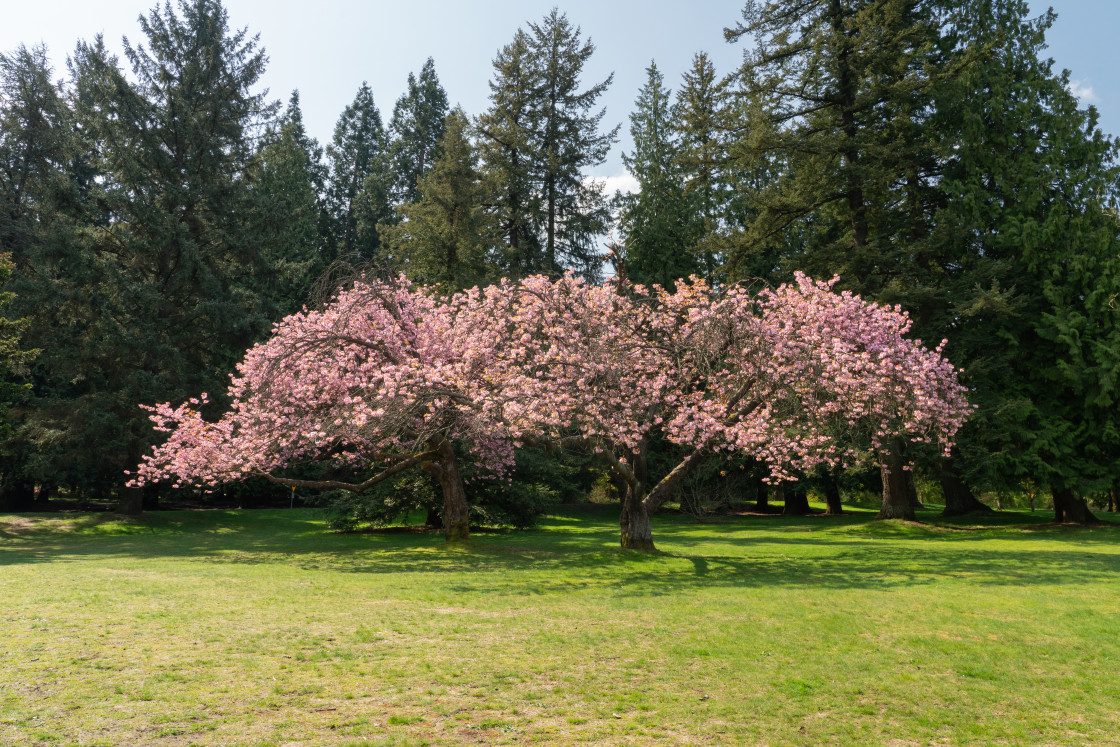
469,272,971,548
132,276,514,542
135,272,970,550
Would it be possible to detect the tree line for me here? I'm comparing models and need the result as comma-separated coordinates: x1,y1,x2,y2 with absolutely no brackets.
2,0,1118,524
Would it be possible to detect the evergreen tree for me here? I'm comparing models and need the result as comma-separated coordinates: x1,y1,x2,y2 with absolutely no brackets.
387,57,449,205
723,0,953,518
325,82,390,260
56,0,276,512
527,9,618,279
929,0,1120,522
251,91,326,316
0,43,91,509
383,108,499,290
674,51,728,279
617,62,697,288
477,29,542,276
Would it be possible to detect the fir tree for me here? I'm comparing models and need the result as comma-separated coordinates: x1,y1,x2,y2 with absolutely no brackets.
251,91,326,316
387,57,449,205
617,62,697,289
59,0,277,512
527,9,618,279
476,29,542,276
383,108,499,290
326,82,389,260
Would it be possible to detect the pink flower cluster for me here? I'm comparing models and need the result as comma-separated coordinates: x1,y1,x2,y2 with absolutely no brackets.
133,272,972,490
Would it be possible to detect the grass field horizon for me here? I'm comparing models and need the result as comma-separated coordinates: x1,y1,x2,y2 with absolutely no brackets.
2,503,1118,745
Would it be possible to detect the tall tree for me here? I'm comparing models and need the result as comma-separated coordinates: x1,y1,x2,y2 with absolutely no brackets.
58,0,276,512
251,91,326,316
383,108,499,290
617,62,697,288
527,9,618,279
674,51,728,280
387,57,449,205
723,0,953,518
928,0,1120,522
476,29,542,276
325,82,389,260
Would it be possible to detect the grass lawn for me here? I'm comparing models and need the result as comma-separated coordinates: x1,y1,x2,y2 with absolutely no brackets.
1,503,1118,745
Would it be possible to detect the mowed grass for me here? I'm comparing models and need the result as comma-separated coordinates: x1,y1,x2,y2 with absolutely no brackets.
1,504,1119,746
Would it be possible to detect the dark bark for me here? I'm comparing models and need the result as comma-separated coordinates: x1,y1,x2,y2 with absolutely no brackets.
754,479,770,512
34,483,56,506
116,485,144,515
424,507,444,529
782,483,812,515
0,477,36,512
427,439,470,542
877,442,916,520
939,455,993,516
1051,484,1098,525
823,473,843,515
620,486,655,550
906,469,923,509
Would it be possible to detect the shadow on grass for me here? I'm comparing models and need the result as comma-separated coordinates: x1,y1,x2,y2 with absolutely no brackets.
2,507,1118,597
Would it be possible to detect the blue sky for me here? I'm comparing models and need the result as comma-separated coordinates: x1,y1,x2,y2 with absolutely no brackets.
3,1,1117,192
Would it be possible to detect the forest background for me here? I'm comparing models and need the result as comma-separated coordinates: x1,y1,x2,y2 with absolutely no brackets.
1,0,1119,527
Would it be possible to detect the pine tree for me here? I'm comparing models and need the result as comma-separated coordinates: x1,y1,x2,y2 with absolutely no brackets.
387,58,449,205
476,29,542,276
383,109,499,290
617,62,697,288
723,0,953,518
58,0,277,512
527,9,618,279
928,0,1120,522
251,91,326,316
325,82,390,260
673,51,727,279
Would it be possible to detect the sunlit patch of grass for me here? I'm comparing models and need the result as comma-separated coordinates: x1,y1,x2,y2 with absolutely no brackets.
0,506,1117,744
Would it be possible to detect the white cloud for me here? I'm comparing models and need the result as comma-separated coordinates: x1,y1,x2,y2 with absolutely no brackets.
588,171,640,197
1069,79,1100,105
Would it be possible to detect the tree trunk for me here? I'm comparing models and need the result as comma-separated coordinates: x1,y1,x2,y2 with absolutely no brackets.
939,455,993,516
823,473,843,515
782,483,812,515
116,485,144,515
620,486,655,551
424,507,444,529
430,439,469,542
906,469,923,510
754,479,770,512
0,477,36,512
1051,484,1098,525
877,442,916,520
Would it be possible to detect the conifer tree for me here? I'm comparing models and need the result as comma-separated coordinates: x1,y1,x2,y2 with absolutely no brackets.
477,29,542,276
59,0,276,512
928,0,1120,522
251,91,326,316
723,0,952,518
527,9,618,279
617,62,697,288
383,109,498,290
326,82,390,260
388,58,449,205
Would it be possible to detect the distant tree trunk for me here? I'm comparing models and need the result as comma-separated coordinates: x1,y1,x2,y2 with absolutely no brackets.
424,507,444,529
1051,484,1098,525
34,483,55,506
877,441,916,520
939,455,993,516
116,442,145,515
782,483,812,515
906,469,923,510
823,473,843,515
754,479,770,512
0,477,36,512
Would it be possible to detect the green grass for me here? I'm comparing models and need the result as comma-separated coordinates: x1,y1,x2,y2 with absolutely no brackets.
1,504,1118,745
